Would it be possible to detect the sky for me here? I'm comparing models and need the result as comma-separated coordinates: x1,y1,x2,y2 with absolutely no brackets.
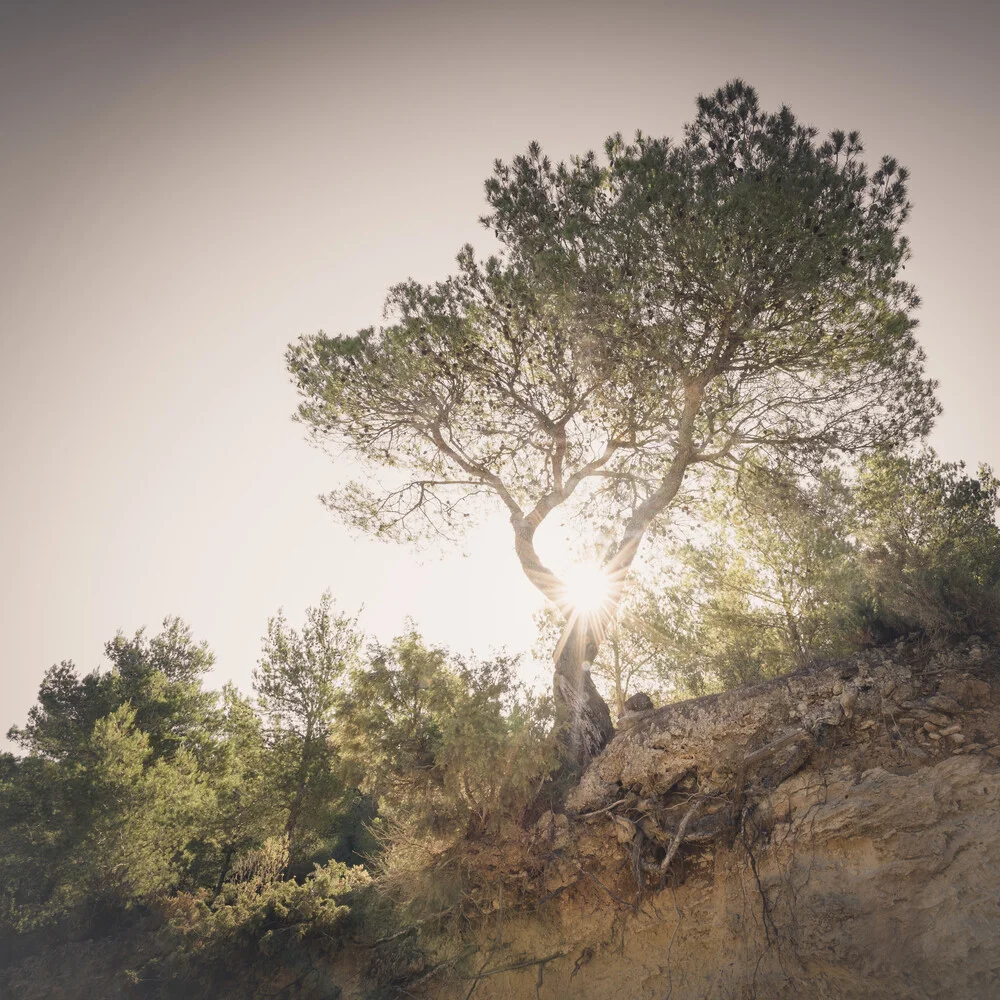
2,0,998,744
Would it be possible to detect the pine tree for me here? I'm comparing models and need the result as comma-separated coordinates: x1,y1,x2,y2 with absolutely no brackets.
289,81,937,765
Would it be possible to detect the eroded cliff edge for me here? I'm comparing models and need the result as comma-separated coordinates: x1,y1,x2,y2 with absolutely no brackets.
358,638,1000,1000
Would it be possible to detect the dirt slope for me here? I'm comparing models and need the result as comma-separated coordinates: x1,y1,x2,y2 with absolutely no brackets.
418,639,1000,1000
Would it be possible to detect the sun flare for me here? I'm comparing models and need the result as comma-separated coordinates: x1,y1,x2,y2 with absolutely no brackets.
563,563,613,615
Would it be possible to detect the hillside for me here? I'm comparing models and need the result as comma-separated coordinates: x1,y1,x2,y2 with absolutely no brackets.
350,637,1000,999
5,636,1000,999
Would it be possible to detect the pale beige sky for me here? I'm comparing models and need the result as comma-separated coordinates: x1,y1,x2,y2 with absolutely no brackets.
2,0,998,742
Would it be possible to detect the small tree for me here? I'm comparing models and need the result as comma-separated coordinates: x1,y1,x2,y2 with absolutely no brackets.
288,81,937,764
8,617,217,764
675,464,857,682
336,631,555,920
853,450,1000,637
1,705,207,930
197,684,287,894
253,593,361,863
337,630,553,833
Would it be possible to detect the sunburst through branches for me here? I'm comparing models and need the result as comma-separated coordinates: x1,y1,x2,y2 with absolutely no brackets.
562,562,615,618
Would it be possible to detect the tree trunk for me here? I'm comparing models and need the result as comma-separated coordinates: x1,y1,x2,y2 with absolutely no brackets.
215,842,235,896
284,725,314,869
547,403,700,767
510,402,701,769
553,614,615,770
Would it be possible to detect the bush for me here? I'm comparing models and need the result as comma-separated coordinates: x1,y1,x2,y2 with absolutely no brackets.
152,840,366,999
853,451,1000,639
336,631,557,922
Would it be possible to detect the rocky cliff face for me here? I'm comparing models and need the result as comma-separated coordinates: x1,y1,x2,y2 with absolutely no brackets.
405,639,1000,1000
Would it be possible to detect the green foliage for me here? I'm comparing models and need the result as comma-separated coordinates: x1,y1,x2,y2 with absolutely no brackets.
287,82,938,719
531,463,858,700
2,617,222,935
289,82,934,539
336,631,457,812
254,592,363,868
336,630,556,925
152,841,364,999
8,616,217,764
5,661,112,762
853,451,1000,637
338,630,556,836
189,685,287,895
580,450,1000,699
0,608,372,998
1,705,209,932
676,465,857,684
0,750,75,931
77,708,209,908
1,614,557,998
255,593,361,736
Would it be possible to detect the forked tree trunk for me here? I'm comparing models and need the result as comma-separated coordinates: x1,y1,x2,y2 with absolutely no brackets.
512,394,702,769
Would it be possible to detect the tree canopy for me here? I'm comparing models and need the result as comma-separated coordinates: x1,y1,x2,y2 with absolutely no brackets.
556,450,1000,703
1,613,556,999
290,80,937,761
